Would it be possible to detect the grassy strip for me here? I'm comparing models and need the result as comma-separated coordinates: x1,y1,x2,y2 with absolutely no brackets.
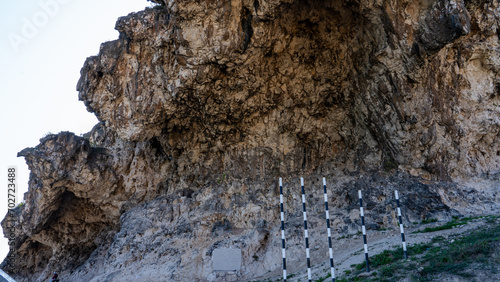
420,218,438,224
314,272,331,282
363,241,432,269
336,242,433,281
419,224,500,277
415,216,474,233
336,220,500,281
417,216,499,233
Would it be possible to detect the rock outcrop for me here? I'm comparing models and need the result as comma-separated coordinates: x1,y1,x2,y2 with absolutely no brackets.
2,0,499,281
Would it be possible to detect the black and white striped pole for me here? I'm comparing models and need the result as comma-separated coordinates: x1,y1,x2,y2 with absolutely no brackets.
301,178,312,282
358,190,370,272
395,190,408,259
322,177,335,281
279,178,287,281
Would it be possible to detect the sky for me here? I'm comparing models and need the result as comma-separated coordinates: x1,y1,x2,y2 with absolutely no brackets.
0,0,152,263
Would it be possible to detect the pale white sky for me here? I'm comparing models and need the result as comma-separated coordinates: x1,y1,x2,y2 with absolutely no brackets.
0,0,151,263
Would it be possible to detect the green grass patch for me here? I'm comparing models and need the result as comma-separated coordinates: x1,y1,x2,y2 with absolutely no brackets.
314,272,331,282
421,218,438,224
415,217,475,233
378,264,397,278
354,263,365,270
409,242,433,255
333,219,500,282
431,235,445,242
341,242,435,280
419,224,500,277
371,242,432,268
485,215,499,224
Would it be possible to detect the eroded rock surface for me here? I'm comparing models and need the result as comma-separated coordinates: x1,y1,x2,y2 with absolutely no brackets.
2,0,499,281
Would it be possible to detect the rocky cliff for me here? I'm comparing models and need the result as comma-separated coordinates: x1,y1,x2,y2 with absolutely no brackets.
2,0,499,281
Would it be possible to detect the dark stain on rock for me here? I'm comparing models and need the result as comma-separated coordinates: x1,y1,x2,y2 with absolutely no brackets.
240,7,253,53
253,0,259,14
211,219,232,233
149,136,166,157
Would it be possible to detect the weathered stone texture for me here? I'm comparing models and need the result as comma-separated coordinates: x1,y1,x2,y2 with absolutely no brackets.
2,0,499,281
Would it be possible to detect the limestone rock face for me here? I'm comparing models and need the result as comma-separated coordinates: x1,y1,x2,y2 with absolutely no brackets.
2,0,499,281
